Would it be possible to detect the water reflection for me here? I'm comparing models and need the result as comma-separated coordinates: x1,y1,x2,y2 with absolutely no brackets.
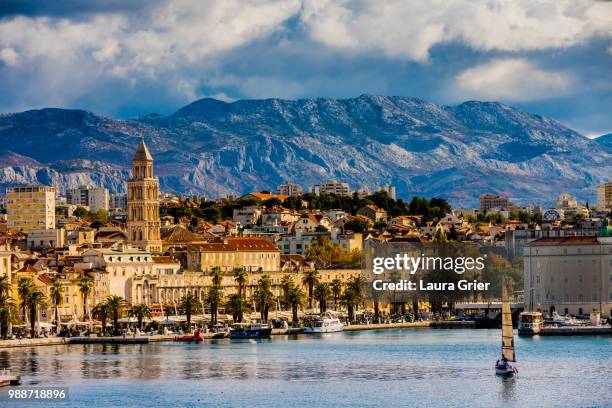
0,330,609,408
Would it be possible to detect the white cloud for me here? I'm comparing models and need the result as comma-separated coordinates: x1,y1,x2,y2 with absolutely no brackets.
0,48,19,66
300,0,612,61
455,58,572,101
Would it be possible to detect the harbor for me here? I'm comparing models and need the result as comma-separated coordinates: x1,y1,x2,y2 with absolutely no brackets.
1,329,610,408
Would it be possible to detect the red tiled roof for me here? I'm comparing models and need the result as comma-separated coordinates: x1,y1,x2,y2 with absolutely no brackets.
192,237,278,252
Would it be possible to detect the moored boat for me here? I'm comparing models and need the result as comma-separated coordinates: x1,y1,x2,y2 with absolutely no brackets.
174,329,203,342
304,314,344,333
229,323,272,339
518,311,543,335
0,369,21,387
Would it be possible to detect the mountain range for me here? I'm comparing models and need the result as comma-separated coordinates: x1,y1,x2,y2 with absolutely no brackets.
0,95,610,207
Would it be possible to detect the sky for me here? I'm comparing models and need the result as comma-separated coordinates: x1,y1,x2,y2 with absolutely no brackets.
0,0,611,137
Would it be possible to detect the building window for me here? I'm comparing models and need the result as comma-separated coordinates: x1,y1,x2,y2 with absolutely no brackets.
579,294,583,301
536,275,540,284
578,275,582,283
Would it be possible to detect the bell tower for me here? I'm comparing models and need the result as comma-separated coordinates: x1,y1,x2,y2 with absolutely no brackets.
127,135,162,253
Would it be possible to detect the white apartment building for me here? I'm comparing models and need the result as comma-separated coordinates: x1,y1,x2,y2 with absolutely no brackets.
275,182,303,197
67,186,109,212
311,181,351,196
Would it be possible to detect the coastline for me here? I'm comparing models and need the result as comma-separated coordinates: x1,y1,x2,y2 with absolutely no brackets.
0,321,473,348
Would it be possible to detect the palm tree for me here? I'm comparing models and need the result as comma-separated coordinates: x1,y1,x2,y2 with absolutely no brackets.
314,282,330,314
0,275,10,296
0,294,15,340
232,266,248,297
78,276,94,320
179,292,201,328
210,266,223,286
285,285,304,327
25,290,47,338
330,278,343,311
343,276,364,321
92,301,110,336
104,295,125,336
206,285,223,326
280,274,294,309
301,270,320,309
254,275,274,323
128,303,151,330
49,279,64,335
17,277,34,324
225,293,248,323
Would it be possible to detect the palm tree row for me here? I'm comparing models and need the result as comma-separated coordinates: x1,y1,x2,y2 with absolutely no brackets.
92,295,126,336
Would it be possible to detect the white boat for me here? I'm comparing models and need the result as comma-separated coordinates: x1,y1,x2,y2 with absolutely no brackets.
0,369,20,387
518,311,543,335
495,301,518,376
304,314,344,333
549,311,579,326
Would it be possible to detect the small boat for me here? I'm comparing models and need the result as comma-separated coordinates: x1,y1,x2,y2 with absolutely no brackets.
0,369,21,387
546,311,580,326
229,323,272,339
495,301,518,376
518,311,543,335
304,314,344,333
174,329,203,342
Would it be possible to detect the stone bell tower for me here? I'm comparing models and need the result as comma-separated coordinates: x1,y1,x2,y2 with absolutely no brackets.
127,135,162,253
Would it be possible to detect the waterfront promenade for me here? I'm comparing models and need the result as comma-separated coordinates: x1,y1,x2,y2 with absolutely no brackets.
0,320,474,348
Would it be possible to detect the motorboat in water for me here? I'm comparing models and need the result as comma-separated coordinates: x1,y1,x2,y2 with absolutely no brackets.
229,323,272,339
304,314,344,333
495,301,518,376
547,311,580,326
174,329,203,342
518,311,543,335
0,369,20,387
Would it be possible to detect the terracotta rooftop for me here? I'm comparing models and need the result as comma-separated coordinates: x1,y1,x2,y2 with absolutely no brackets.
192,237,278,252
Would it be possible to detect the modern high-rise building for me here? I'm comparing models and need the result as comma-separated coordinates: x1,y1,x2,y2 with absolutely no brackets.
127,137,162,253
275,182,303,197
596,182,612,210
311,181,351,196
66,185,109,212
6,186,56,233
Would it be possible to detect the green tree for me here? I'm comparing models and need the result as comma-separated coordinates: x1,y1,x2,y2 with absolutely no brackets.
78,276,94,320
343,276,365,321
105,295,126,336
285,285,305,326
280,274,295,309
17,277,34,324
206,286,223,326
0,275,10,296
49,279,64,334
314,282,330,314
0,294,15,339
301,270,320,309
343,219,367,233
254,275,274,323
92,301,110,336
73,206,89,218
232,267,248,298
128,303,152,330
329,278,343,311
25,290,47,338
225,293,248,323
179,292,201,329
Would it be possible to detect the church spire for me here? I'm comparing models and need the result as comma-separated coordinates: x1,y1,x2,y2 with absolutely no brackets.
133,132,153,161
